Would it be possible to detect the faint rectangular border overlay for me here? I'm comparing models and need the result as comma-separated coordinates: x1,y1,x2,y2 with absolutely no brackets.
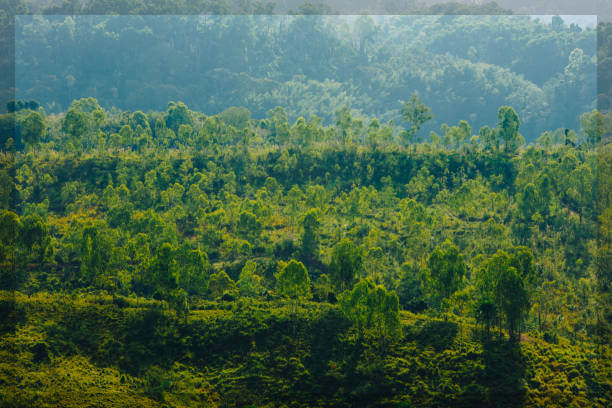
0,0,610,403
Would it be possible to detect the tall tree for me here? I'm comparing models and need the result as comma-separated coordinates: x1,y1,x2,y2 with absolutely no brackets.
148,242,179,298
329,238,363,293
276,259,311,313
477,250,530,341
497,106,522,153
237,259,264,297
427,241,467,315
299,208,321,260
401,93,433,150
339,279,400,345
20,111,46,149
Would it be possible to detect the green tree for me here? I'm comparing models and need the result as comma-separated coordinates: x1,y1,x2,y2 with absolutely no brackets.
516,184,541,243
339,279,400,344
276,259,311,312
286,185,303,228
61,107,88,147
268,106,290,145
237,260,264,297
175,244,210,296
78,223,113,288
119,124,134,147
148,243,179,298
219,106,251,130
237,210,262,242
509,246,537,288
329,238,363,293
427,241,467,315
335,106,353,145
313,273,332,302
401,93,433,150
580,110,604,148
477,250,530,340
299,208,320,260
497,106,522,153
20,111,46,148
497,264,529,341
479,125,498,152
19,213,49,264
208,270,237,300
165,101,192,133
476,299,497,339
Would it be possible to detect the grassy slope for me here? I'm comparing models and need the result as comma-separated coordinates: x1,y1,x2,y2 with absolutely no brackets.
1,291,609,408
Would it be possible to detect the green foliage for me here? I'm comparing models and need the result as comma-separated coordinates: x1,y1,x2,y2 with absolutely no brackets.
15,15,596,139
329,238,363,293
2,89,605,405
275,259,310,301
175,244,210,296
299,208,320,260
339,279,400,340
237,260,264,298
401,93,434,146
3,291,607,407
218,106,251,130
165,102,192,134
497,106,523,153
427,241,467,311
19,111,45,148
208,270,237,300
476,250,530,341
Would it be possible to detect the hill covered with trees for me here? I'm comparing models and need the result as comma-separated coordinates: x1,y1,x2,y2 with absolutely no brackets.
1,2,611,406
14,13,596,141
0,96,610,406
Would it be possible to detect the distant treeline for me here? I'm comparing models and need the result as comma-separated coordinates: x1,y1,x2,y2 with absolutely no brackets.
14,13,596,141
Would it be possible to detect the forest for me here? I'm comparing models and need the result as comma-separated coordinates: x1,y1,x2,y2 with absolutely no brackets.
0,93,610,406
14,13,597,140
0,1,611,407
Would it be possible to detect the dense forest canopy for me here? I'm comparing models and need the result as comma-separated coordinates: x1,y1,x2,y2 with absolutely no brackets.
15,14,596,141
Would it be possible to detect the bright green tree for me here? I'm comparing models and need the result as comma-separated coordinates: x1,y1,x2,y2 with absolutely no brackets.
208,270,237,300
237,260,264,297
477,250,530,340
427,241,467,314
148,242,179,298
340,279,400,344
175,244,210,296
276,259,311,312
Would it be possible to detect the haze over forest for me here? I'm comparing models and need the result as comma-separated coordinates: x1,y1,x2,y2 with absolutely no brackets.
16,14,597,142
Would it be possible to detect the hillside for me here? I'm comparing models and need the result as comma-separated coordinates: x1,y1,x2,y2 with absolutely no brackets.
0,96,611,405
1,291,610,408
14,13,596,141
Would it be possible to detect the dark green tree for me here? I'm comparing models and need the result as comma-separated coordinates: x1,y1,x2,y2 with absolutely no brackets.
299,208,320,260
329,238,363,293
20,111,46,148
